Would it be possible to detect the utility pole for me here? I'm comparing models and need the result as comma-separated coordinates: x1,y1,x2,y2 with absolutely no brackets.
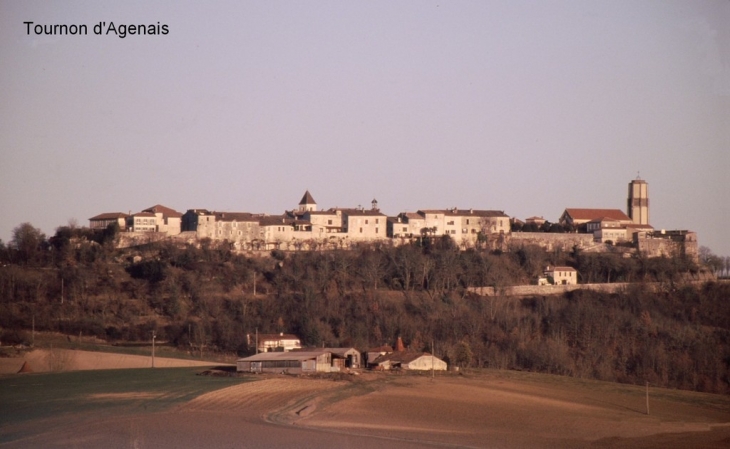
431,340,435,380
151,331,156,368
645,381,650,415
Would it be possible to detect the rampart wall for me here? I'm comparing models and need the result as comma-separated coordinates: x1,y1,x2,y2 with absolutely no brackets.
507,232,596,252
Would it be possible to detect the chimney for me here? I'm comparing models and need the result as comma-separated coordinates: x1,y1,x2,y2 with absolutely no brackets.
395,337,405,352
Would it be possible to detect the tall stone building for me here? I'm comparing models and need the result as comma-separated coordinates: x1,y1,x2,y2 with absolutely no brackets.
628,177,649,225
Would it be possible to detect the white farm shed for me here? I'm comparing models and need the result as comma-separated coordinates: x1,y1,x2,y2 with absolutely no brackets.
370,352,447,371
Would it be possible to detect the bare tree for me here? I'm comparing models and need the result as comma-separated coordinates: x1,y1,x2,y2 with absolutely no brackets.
11,222,46,265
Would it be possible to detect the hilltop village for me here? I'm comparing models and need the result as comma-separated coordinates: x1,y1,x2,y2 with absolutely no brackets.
89,178,698,261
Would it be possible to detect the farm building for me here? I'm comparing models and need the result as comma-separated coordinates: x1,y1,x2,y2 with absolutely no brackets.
296,347,362,369
237,350,333,374
365,345,394,366
370,352,447,371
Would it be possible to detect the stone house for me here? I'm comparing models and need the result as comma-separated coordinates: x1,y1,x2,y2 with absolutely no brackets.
338,206,387,242
182,210,261,248
259,215,313,250
388,209,509,245
141,204,183,235
128,211,157,232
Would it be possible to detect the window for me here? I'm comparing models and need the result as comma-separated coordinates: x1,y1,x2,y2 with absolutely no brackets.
359,227,363,233
447,220,454,225
402,227,407,232
466,219,470,225
376,219,379,224
328,219,332,225
365,219,369,225
376,227,379,233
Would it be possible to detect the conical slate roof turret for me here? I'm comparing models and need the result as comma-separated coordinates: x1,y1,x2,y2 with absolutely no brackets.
299,190,316,206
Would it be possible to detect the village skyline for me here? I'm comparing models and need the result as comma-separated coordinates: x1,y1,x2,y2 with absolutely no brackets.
1,1,727,256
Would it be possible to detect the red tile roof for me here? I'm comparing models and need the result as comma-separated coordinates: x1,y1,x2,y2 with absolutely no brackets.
143,204,182,218
564,208,631,222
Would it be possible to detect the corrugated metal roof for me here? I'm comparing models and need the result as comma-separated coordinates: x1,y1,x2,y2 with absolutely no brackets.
237,350,328,362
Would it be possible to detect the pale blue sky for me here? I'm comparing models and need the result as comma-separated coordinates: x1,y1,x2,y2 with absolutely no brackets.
1,1,728,255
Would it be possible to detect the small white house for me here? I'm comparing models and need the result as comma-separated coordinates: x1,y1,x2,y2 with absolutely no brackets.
544,266,577,285
249,333,302,353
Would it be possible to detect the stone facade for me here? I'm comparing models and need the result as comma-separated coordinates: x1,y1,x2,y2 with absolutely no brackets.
387,208,510,248
128,211,156,232
97,180,699,261
141,204,182,235
635,230,698,262
508,232,596,252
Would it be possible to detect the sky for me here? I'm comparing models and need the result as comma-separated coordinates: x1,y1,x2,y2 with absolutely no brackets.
1,1,728,256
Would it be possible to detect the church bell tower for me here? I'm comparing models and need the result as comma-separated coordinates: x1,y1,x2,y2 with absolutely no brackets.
627,176,649,225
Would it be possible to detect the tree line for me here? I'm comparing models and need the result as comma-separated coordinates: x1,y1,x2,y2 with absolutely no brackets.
0,222,727,394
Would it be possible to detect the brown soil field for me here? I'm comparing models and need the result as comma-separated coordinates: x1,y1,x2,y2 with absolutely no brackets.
0,349,222,373
2,364,729,448
298,372,730,448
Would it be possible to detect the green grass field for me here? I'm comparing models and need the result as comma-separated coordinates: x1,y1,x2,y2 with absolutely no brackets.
0,367,254,443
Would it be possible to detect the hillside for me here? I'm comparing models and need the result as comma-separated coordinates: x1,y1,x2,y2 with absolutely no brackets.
1,236,728,393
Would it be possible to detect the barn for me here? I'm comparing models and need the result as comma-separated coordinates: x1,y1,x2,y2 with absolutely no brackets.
236,350,333,374
326,347,361,369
